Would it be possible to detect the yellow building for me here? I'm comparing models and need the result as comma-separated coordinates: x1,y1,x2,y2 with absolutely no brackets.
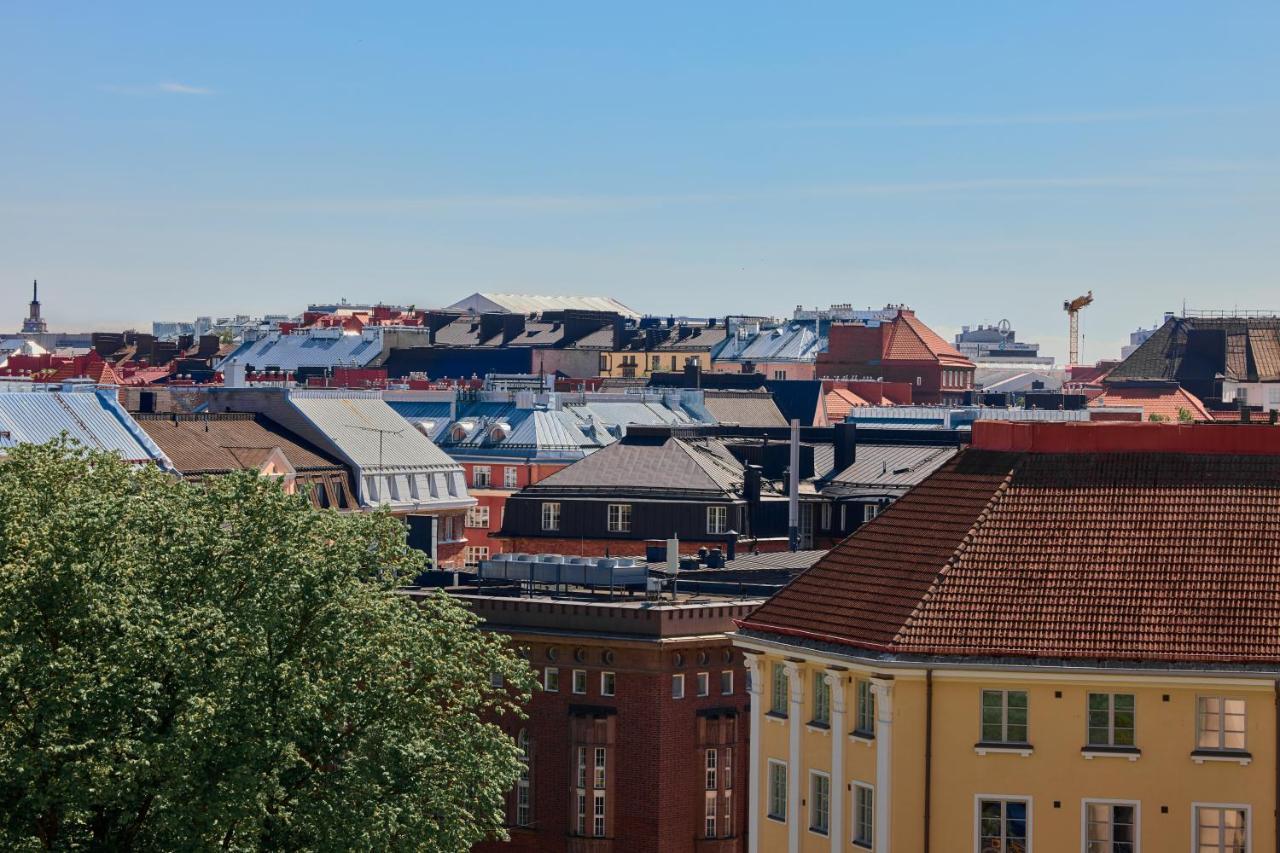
596,321,726,379
732,420,1280,853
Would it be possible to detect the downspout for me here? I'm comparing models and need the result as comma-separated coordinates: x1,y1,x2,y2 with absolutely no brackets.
924,669,933,853
1274,679,1279,853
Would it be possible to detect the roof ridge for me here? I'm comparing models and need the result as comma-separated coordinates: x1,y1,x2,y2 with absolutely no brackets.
891,463,1019,649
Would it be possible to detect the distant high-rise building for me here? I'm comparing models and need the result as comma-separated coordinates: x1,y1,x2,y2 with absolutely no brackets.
954,320,1049,363
21,280,48,335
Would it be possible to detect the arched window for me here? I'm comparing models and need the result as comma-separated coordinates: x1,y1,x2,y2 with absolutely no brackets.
516,729,532,826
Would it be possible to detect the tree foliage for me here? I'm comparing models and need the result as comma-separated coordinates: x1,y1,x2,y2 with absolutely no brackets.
0,440,533,851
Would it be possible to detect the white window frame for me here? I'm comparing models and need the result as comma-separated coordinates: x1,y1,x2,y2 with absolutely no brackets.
705,748,718,790
808,770,830,836
672,673,685,699
771,662,789,716
707,505,728,534
704,790,718,838
980,689,1029,745
1087,692,1136,748
773,369,786,380
1192,803,1250,853
503,465,518,488
593,746,606,789
1197,696,1247,751
541,501,560,531
465,505,490,528
853,782,874,848
812,675,831,726
767,759,788,822
862,503,879,523
1080,799,1139,853
572,669,587,695
607,503,632,533
472,465,491,488
593,789,606,837
721,670,734,696
854,678,875,735
600,671,615,696
696,672,710,697
544,667,559,693
974,794,1032,853
463,545,489,567
820,502,833,530
515,729,531,827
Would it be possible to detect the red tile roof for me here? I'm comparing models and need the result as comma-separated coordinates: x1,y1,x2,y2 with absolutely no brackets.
740,428,1280,664
886,310,971,366
824,387,870,421
1090,385,1210,421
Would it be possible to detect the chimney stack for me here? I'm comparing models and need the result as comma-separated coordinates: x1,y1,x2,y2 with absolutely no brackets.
833,421,857,474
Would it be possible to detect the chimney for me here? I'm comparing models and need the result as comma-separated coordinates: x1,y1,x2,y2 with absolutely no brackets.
833,421,857,474
743,464,762,504
683,361,702,388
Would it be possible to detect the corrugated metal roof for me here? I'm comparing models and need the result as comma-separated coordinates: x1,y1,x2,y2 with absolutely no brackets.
289,391,459,472
444,292,639,318
0,390,168,464
216,329,385,372
714,324,824,363
827,444,958,491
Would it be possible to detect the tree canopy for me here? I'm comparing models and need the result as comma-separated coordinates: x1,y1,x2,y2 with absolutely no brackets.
0,440,533,851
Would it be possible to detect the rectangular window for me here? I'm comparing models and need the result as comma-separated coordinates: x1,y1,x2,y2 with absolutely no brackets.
465,505,489,528
812,676,831,726
593,790,606,837
771,663,789,715
855,679,875,735
721,670,734,695
1198,697,1247,751
576,790,587,835
472,466,491,488
601,671,616,696
576,746,587,789
593,747,606,789
840,504,847,530
767,760,787,821
541,502,560,531
862,503,879,523
490,672,504,689
544,667,559,693
978,798,1029,853
1085,801,1137,853
854,783,874,848
820,502,833,530
672,673,685,699
696,672,710,697
1088,693,1136,747
724,789,733,837
1195,806,1248,853
607,503,631,533
809,772,830,835
724,747,732,789
503,466,518,488
572,669,587,695
705,748,718,789
981,689,1029,744
463,545,489,567
773,369,786,381
516,732,531,826
705,791,717,838
707,505,729,534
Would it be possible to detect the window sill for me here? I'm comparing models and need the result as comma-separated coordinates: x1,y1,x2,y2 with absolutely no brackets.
1191,749,1253,766
974,742,1034,757
766,815,786,824
849,730,875,745
806,721,831,735
1082,746,1141,761
853,842,873,851
807,828,829,837
765,712,788,725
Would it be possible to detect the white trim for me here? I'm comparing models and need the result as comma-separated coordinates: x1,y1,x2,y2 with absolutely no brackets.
872,678,893,853
785,660,803,853
1191,802,1252,853
1191,751,1252,766
852,782,875,850
973,794,1033,853
826,671,846,853
765,758,788,823
974,745,1034,757
1080,798,1140,853
849,731,875,746
746,655,762,853
1081,749,1141,762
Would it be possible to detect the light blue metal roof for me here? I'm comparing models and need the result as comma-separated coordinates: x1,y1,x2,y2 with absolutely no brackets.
713,323,825,363
216,330,384,372
0,390,170,465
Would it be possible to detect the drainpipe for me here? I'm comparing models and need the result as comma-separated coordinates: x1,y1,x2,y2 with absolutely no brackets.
787,419,800,551
925,669,933,853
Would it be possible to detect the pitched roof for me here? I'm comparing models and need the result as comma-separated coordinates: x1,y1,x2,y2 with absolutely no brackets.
523,434,743,496
443,292,638,318
217,329,386,372
288,391,459,472
823,387,871,422
701,390,789,427
885,310,971,366
0,390,168,464
824,444,959,494
134,413,343,473
742,432,1280,664
714,323,824,363
1090,385,1211,421
1107,316,1280,384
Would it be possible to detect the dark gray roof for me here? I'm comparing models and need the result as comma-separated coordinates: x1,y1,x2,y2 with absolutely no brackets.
823,443,958,496
523,434,744,497
701,391,789,427
1108,316,1280,384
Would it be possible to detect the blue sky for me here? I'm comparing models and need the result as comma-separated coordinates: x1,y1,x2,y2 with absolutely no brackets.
3,2,1278,361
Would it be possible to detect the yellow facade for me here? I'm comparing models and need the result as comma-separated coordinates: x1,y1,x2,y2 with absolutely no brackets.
596,350,706,379
737,638,1275,852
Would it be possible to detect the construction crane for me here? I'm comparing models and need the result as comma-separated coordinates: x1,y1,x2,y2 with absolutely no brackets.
1063,291,1094,365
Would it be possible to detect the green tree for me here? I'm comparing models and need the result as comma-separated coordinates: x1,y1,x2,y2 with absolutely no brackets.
0,440,533,851
1178,407,1195,423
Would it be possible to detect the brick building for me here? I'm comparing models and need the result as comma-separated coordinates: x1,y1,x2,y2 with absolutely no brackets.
430,585,763,853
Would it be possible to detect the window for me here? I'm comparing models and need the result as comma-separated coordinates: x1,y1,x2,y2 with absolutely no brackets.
707,505,728,534
820,502,833,530
572,669,587,695
705,791,717,838
723,789,733,837
516,730,531,826
862,503,879,523
697,672,710,697
724,747,732,789
544,667,559,692
490,672,504,689
601,671,616,696
771,663,789,715
607,503,631,533
672,673,685,699
981,690,1029,744
576,790,587,835
504,466,518,488
541,502,560,531
593,790,606,837
1195,806,1248,853
767,760,787,821
1084,801,1136,853
576,746,587,789
855,679,875,735
465,505,490,528
840,504,847,530
1088,693,1136,747
705,748,718,789
472,466,491,488
593,746,606,789
773,369,786,380
464,546,489,567
854,784,874,848
978,798,1029,853
575,746,588,834
812,676,831,726
809,772,830,835
1198,697,1247,751
721,670,734,695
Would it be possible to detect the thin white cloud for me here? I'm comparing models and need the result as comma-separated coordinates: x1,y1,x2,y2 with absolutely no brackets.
774,106,1243,129
100,82,213,96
